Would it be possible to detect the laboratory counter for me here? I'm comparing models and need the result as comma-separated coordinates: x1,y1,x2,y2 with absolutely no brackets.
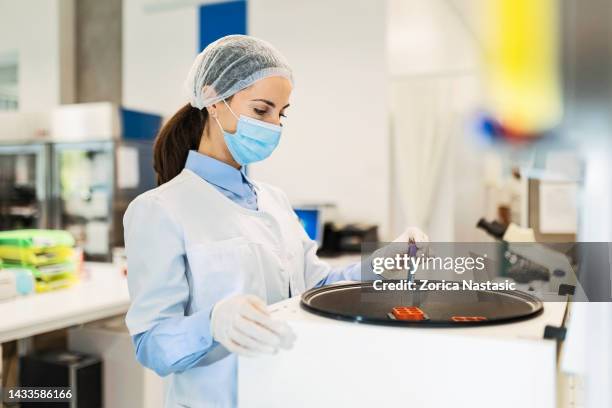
0,262,130,344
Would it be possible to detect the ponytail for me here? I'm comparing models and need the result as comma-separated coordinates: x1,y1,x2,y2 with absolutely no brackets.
153,104,208,185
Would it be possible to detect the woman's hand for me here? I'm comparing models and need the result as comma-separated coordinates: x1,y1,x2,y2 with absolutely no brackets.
393,226,430,257
393,226,429,244
210,294,296,357
366,226,429,280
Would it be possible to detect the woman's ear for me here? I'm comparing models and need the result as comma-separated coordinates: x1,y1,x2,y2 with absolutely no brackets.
201,84,219,117
206,105,217,118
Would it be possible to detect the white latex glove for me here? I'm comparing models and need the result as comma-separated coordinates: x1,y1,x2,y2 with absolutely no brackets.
393,226,429,244
368,227,430,279
210,294,296,357
394,226,430,258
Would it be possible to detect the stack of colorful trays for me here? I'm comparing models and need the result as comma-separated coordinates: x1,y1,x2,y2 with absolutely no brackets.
0,229,78,293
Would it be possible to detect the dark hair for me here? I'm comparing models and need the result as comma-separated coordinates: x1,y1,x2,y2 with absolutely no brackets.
153,104,208,185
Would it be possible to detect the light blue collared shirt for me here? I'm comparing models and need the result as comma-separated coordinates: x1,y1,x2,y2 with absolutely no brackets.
185,150,258,210
131,150,360,385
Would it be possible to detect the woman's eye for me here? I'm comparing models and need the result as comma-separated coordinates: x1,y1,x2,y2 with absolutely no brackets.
254,108,267,115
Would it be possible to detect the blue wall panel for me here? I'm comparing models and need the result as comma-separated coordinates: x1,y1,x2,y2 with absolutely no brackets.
199,1,247,52
120,108,162,140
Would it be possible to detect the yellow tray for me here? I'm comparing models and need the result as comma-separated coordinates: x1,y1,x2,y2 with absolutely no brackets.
0,246,75,267
35,274,79,293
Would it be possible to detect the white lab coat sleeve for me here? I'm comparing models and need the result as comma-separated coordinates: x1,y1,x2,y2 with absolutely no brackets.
123,193,191,335
301,228,335,289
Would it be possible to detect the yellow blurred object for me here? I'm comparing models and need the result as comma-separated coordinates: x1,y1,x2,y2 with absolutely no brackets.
484,0,562,134
0,230,79,293
34,273,79,293
26,262,77,282
0,246,75,267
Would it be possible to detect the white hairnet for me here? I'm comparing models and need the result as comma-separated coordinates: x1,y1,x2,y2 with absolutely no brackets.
184,34,293,109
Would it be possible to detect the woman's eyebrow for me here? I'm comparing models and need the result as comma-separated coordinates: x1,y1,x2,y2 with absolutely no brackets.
251,99,290,109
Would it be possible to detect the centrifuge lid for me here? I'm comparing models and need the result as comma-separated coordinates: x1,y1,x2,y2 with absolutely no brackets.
300,281,544,327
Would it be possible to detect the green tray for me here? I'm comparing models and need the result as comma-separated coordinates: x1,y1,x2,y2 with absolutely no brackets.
0,229,75,248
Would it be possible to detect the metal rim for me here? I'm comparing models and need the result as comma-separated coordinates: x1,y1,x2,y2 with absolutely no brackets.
300,281,544,328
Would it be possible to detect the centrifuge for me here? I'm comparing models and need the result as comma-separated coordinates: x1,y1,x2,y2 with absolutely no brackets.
238,281,567,408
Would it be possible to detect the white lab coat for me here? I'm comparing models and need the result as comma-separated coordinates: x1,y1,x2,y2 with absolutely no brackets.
124,168,331,407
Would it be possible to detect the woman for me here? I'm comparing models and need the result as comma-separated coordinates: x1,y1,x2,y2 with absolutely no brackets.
124,35,428,407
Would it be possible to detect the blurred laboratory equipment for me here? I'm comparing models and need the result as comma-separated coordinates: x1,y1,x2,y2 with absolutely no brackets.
525,174,578,243
480,152,579,244
293,204,331,248
318,223,379,255
477,218,536,242
0,105,161,261
112,246,128,276
50,103,161,261
0,143,50,230
19,350,102,408
0,112,51,230
293,203,380,256
476,218,577,296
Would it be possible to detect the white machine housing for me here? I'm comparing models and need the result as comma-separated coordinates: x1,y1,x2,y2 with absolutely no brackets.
239,295,567,408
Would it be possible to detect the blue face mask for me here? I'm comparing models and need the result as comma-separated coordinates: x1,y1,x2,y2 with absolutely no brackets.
213,100,282,166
